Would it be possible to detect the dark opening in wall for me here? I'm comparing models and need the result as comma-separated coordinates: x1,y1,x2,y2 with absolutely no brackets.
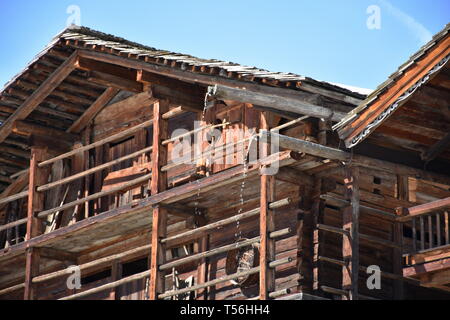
122,257,148,277
81,269,111,285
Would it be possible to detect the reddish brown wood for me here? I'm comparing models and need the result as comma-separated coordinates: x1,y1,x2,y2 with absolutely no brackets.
196,234,209,300
149,99,169,300
259,111,276,300
24,146,48,300
0,51,78,144
68,87,119,134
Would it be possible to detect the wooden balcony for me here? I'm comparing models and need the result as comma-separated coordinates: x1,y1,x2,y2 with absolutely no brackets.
397,197,450,292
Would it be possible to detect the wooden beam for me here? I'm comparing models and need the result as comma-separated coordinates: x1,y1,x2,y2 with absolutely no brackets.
13,120,79,143
149,99,169,300
67,87,119,133
275,167,314,186
421,269,450,287
24,146,49,300
259,111,276,300
110,260,123,300
39,247,77,263
261,131,450,186
404,257,450,277
0,51,78,144
0,171,29,211
196,228,209,299
211,85,346,122
397,197,450,221
77,50,360,110
421,131,450,162
87,70,143,93
342,166,360,300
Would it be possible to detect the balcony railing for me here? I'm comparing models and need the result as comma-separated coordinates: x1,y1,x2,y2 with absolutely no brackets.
397,197,450,255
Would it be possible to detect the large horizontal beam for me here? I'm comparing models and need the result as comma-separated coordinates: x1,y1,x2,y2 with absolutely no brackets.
210,85,346,122
77,50,358,111
260,131,450,186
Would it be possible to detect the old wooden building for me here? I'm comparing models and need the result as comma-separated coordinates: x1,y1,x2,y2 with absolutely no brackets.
0,24,449,300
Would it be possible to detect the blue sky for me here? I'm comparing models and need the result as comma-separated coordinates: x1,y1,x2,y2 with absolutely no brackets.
0,0,448,90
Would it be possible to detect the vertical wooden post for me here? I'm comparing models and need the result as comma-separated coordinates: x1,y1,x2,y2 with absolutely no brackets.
312,119,328,294
110,259,123,300
83,126,92,219
149,99,169,300
342,166,359,300
393,175,407,300
196,234,209,300
297,184,314,294
259,111,276,300
24,146,48,300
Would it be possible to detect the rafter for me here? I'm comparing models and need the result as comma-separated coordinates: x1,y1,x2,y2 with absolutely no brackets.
0,51,78,144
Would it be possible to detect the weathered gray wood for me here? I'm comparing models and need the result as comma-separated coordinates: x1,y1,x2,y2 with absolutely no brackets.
161,198,291,245
211,85,346,122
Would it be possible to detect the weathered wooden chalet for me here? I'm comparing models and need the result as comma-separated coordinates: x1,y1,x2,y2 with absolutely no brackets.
0,24,449,300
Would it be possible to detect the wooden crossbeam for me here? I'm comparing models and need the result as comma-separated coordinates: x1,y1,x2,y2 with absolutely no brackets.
67,87,119,133
260,131,450,186
0,51,78,144
421,131,450,162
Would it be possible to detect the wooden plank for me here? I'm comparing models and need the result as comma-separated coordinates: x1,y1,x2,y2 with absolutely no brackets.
0,51,78,144
149,99,169,300
68,87,119,134
24,147,48,300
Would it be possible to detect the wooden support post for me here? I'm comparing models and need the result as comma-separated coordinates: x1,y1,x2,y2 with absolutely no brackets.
259,111,276,300
196,234,209,300
110,260,123,300
393,175,407,300
342,166,360,300
297,184,314,294
312,119,328,294
24,146,48,300
149,99,169,300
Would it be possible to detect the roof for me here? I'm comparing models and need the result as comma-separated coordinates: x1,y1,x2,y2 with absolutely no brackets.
0,25,370,194
333,23,450,148
2,25,367,100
